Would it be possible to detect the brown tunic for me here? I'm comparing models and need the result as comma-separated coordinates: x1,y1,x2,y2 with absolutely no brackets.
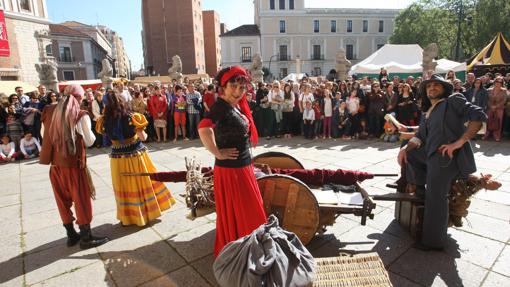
39,104,88,168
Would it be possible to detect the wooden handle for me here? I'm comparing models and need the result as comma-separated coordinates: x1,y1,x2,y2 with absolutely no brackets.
121,172,153,177
372,173,399,177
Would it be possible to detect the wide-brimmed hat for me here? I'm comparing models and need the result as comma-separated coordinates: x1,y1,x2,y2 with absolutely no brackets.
419,74,453,96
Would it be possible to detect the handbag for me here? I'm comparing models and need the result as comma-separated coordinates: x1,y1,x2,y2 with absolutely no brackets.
271,103,282,111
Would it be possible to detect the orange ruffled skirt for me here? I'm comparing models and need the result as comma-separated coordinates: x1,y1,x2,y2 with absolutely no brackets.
110,150,176,226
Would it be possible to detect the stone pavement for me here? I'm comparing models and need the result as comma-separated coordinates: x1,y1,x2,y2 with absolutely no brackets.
0,138,509,287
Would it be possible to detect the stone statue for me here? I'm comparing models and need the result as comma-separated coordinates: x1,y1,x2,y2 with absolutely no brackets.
422,43,438,76
168,55,183,83
250,54,264,83
335,49,351,81
98,58,114,88
36,60,58,91
34,29,50,38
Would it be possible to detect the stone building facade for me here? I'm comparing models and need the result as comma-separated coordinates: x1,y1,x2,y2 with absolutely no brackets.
98,25,131,78
0,0,51,86
49,24,108,81
222,0,399,79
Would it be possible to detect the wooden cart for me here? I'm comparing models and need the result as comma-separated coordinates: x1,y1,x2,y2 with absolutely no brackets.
254,152,376,245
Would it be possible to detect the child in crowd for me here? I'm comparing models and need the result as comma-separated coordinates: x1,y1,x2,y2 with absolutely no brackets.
173,84,188,143
337,101,351,140
303,101,315,139
0,134,18,163
382,114,399,143
19,131,41,159
322,89,333,139
312,100,322,139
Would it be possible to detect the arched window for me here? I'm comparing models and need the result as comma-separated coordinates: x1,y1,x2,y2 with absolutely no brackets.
45,44,53,56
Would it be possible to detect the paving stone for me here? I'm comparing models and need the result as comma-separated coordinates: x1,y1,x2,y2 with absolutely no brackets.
22,199,57,216
2,138,509,287
482,272,510,287
390,248,488,287
0,258,23,287
151,206,211,240
20,188,54,204
454,212,510,242
139,266,212,287
365,207,413,241
446,229,505,269
0,233,21,262
22,209,63,232
96,226,163,259
104,240,186,287
23,224,71,255
90,195,118,215
0,205,21,237
312,224,413,266
474,189,510,205
167,222,215,262
191,255,219,287
32,262,114,287
24,245,100,285
492,245,510,276
388,271,421,287
468,198,510,221
0,194,19,208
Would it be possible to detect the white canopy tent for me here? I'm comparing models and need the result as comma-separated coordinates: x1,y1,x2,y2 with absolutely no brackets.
350,44,466,79
281,73,307,82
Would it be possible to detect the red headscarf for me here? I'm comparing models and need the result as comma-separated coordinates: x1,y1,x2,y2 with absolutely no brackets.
219,66,258,146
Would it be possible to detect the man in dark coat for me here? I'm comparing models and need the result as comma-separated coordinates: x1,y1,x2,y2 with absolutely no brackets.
398,74,487,251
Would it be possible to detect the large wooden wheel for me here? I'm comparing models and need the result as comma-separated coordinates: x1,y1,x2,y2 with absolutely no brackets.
257,174,320,245
253,151,304,169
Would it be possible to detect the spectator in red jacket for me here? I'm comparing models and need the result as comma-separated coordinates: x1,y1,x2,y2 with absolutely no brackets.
148,86,168,142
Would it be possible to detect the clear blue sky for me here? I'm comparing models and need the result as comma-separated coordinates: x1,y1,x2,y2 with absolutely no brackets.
47,0,415,72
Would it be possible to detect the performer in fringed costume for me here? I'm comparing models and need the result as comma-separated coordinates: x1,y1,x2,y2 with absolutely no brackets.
97,92,176,227
198,66,267,257
40,84,109,249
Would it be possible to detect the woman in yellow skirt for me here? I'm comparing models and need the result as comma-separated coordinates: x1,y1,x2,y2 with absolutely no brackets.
97,92,176,226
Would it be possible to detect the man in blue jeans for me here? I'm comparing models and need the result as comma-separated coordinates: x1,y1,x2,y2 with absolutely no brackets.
186,83,202,140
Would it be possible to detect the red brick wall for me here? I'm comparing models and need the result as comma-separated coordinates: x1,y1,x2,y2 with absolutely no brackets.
203,10,220,76
142,0,205,75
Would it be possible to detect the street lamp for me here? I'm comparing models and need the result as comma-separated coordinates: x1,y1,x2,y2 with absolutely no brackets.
453,0,472,62
267,54,278,81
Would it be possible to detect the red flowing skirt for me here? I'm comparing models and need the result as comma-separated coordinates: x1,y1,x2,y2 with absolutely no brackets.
213,164,267,257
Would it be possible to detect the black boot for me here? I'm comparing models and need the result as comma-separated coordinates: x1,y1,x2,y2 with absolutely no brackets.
79,224,109,249
64,223,81,247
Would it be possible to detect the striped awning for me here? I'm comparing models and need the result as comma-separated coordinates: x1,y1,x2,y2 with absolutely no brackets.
467,32,510,70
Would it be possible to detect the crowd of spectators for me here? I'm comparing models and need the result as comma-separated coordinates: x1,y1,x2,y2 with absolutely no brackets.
1,69,509,164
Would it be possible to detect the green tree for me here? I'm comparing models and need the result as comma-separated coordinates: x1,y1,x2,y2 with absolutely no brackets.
390,2,455,58
465,0,510,57
390,0,510,61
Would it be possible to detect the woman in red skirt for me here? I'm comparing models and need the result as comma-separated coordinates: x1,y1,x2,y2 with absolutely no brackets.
198,66,266,257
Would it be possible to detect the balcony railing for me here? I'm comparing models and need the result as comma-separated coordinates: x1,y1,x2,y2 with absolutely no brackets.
310,54,325,61
58,56,76,63
278,54,291,61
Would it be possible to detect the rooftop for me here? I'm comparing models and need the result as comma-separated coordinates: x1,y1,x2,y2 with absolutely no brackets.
220,24,260,37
